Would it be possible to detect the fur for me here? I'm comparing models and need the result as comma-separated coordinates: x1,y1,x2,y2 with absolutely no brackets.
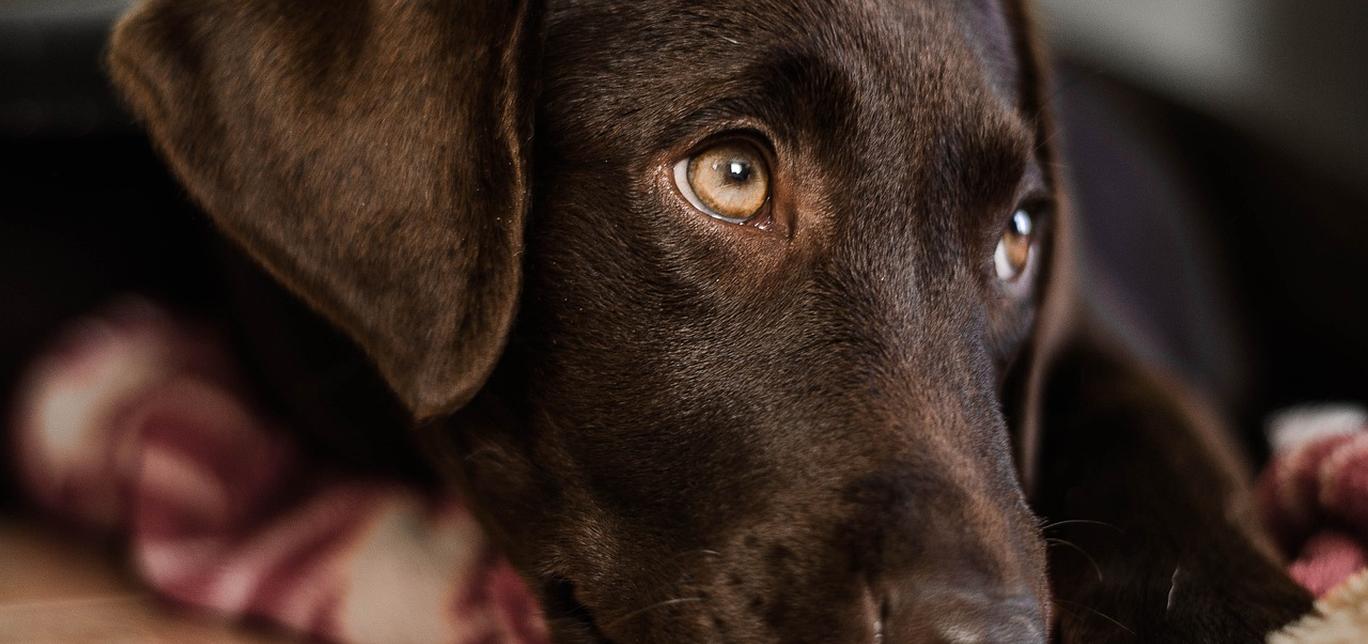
106,1,1310,641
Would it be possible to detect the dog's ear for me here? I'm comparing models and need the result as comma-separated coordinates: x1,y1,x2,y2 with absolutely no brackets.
107,0,540,419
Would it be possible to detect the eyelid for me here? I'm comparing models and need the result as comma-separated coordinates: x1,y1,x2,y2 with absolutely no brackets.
1016,191,1053,213
674,131,779,175
663,118,779,158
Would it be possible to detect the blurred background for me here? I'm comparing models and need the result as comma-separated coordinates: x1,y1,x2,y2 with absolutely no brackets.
1035,0,1368,440
2,0,1366,453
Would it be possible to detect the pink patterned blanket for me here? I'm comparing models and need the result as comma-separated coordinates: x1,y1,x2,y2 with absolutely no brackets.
9,300,547,643
1259,406,1368,599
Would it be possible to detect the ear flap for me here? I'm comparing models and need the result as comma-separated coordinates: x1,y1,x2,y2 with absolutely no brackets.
107,0,541,419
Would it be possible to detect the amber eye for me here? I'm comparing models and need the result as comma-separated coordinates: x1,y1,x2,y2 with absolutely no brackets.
995,208,1036,282
673,141,771,223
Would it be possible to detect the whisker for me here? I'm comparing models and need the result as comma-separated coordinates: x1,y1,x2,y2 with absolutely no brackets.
1045,537,1104,583
1166,565,1182,614
1040,518,1123,533
601,597,706,630
1055,599,1135,635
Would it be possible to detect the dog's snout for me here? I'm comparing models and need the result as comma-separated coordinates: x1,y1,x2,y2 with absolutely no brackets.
839,462,1048,643
878,589,1046,644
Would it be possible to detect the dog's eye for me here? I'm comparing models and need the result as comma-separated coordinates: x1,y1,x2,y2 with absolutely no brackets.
673,141,770,224
994,208,1036,282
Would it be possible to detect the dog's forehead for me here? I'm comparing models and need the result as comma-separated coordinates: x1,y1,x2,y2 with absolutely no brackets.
542,0,1027,151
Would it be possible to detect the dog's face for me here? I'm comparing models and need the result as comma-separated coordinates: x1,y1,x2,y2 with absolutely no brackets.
111,0,1058,641
461,2,1056,641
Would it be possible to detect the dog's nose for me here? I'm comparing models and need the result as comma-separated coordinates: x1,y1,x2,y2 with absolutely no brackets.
879,589,1046,644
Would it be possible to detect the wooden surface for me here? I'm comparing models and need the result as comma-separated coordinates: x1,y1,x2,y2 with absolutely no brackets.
0,517,294,643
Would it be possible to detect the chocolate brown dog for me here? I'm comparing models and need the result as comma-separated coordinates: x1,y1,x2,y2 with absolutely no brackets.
107,0,1310,641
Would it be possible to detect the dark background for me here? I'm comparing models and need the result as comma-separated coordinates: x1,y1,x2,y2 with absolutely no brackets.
1,1,1365,490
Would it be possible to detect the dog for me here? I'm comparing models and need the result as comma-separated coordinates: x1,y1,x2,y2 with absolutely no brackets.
106,0,1312,641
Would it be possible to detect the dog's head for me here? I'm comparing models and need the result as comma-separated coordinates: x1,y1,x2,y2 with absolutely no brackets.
110,1,1066,641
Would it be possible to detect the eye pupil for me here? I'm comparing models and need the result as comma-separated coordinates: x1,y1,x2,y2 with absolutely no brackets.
725,160,751,183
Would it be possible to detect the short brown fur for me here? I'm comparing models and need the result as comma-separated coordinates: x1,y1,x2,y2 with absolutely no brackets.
108,1,1310,641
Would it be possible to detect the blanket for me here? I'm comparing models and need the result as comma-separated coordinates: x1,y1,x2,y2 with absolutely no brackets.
8,300,547,643
1261,406,1368,643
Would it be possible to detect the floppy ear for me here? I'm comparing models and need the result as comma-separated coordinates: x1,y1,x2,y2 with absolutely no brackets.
107,0,541,419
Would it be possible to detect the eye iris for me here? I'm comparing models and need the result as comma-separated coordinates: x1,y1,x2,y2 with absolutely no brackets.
684,143,769,221
996,209,1035,282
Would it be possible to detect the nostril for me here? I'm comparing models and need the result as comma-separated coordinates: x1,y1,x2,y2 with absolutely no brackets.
865,585,891,644
875,596,890,644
